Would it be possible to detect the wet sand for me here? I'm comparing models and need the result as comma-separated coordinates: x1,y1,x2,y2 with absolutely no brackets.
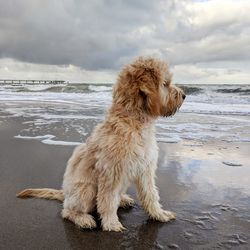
0,116,249,250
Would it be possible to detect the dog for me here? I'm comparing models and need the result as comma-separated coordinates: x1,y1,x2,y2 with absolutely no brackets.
17,57,185,232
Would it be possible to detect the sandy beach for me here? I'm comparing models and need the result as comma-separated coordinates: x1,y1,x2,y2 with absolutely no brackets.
0,113,249,250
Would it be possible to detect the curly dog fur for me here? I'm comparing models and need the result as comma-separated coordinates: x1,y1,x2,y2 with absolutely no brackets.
17,57,185,231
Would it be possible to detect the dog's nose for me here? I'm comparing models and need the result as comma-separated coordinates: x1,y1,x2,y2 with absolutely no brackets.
182,94,186,100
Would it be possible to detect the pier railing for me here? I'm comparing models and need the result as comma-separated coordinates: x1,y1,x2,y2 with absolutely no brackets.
0,80,65,84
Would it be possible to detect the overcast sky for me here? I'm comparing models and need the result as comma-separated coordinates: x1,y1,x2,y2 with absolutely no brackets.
0,0,250,84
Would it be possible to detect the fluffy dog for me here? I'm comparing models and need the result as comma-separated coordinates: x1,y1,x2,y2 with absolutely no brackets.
17,57,185,232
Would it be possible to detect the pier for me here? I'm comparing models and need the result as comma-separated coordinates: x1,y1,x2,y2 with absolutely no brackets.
0,79,65,84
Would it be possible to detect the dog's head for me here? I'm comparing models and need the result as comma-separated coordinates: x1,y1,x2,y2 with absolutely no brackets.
113,57,185,118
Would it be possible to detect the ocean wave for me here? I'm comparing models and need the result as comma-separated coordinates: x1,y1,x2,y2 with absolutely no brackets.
181,102,250,116
1,83,250,116
12,83,112,93
3,83,250,97
216,87,250,95
88,85,113,92
177,85,203,95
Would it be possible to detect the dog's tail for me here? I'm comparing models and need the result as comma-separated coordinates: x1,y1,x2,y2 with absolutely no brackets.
16,188,64,201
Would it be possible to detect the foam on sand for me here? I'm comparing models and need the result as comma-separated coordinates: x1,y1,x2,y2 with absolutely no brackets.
15,134,81,146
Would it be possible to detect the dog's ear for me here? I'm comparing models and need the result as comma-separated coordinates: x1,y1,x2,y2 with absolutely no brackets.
139,74,161,117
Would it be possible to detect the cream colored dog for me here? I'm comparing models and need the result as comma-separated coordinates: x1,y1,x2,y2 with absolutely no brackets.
17,57,185,232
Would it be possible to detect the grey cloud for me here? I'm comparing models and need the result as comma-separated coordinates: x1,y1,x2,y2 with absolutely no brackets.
0,0,166,70
0,0,250,71
138,1,250,65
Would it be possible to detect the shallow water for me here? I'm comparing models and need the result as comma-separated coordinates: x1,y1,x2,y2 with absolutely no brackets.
155,141,250,249
0,83,250,145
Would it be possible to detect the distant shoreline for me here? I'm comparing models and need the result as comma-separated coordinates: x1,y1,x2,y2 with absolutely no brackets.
0,80,250,86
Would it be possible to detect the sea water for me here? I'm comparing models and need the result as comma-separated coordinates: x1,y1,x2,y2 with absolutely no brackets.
0,82,249,145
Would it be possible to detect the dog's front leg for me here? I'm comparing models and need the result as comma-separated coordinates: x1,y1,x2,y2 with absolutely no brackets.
135,167,176,222
97,169,125,232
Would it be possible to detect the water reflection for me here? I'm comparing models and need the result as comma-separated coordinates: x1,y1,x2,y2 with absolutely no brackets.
158,142,250,203
63,214,164,250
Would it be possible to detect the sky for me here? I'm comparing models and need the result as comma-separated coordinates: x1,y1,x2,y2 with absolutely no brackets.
0,0,250,84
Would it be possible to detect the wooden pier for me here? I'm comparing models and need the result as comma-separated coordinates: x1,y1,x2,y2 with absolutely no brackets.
0,80,65,84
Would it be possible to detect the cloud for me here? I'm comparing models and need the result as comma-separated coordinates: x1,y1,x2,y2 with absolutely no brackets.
0,0,250,83
144,0,250,65
172,61,250,84
0,58,116,83
0,0,165,70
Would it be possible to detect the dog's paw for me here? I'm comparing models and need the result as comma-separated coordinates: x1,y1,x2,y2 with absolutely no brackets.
120,194,135,208
151,210,176,222
76,214,97,229
102,220,126,232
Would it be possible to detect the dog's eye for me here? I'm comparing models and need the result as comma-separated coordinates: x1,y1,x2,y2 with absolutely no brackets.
163,81,168,87
163,79,171,87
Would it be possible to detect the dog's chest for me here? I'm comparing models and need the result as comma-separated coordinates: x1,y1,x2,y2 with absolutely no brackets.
129,126,158,174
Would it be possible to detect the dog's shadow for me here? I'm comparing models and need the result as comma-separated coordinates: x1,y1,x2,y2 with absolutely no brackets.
63,207,165,250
